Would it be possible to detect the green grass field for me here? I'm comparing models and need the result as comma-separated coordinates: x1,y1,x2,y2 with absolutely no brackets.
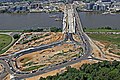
0,34,13,54
88,34,120,45
85,29,120,32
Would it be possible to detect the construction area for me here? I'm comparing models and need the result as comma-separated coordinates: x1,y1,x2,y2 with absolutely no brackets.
0,32,83,72
87,33,120,61
17,42,83,71
5,32,64,54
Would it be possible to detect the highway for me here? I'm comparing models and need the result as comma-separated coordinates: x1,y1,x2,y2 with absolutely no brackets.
0,4,92,80
0,63,8,79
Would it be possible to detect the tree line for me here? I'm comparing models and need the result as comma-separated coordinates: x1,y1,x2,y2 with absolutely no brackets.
23,27,62,32
39,60,120,80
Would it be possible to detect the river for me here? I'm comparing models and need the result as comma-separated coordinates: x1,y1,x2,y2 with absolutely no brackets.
79,12,120,29
0,12,120,30
0,12,63,30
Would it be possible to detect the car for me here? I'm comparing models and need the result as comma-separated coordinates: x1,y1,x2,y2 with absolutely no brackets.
17,72,21,74
32,70,37,73
10,67,12,70
39,68,44,71
21,71,30,74
78,56,81,58
12,73,16,76
59,62,62,65
5,60,8,62
25,72,29,74
56,63,59,65
72,58,77,60
63,60,67,63
48,66,52,68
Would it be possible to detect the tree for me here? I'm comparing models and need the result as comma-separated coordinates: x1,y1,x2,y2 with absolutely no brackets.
13,34,20,39
50,27,62,32
39,61,120,80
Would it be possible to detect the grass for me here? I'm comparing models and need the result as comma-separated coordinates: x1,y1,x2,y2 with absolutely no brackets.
88,34,120,45
85,29,120,32
23,65,45,71
0,30,24,32
20,57,31,63
22,61,33,67
88,33,120,55
79,47,83,52
72,53,80,58
0,34,13,54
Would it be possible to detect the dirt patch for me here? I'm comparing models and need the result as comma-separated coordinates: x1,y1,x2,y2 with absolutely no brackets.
5,32,64,55
93,40,120,61
17,43,82,71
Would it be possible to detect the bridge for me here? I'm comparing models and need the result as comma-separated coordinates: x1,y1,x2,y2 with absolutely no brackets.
62,4,88,46
63,4,76,34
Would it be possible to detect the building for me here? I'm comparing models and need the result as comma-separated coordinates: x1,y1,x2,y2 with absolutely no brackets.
86,2,95,10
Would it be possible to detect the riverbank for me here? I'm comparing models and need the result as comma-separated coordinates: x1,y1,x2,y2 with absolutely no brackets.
0,30,24,32
0,28,120,33
0,34,13,54
85,29,120,32
0,27,62,33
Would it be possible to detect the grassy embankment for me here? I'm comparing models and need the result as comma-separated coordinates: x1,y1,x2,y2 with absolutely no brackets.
0,27,62,32
23,65,45,71
1,27,120,32
0,30,24,32
85,29,120,32
20,57,45,71
0,34,13,54
88,33,120,55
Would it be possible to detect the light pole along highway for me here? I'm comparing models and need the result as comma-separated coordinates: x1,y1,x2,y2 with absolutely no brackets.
0,4,92,80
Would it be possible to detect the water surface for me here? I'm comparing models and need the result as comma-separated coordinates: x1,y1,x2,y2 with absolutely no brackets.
0,12,120,30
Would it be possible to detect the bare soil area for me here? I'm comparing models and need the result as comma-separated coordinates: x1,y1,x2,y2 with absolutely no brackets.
5,32,64,54
17,43,82,71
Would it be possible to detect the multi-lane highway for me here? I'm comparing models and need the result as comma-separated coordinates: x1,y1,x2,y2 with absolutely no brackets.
0,4,92,80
